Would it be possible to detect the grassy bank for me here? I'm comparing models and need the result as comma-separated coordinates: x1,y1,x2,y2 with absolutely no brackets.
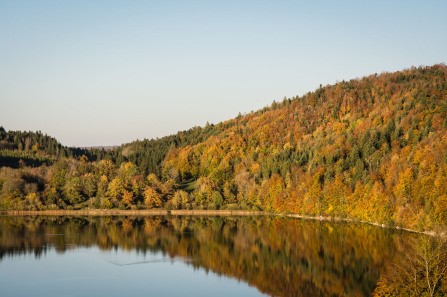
0,209,268,216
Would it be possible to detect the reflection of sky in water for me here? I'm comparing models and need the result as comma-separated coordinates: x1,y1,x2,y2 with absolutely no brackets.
0,247,266,297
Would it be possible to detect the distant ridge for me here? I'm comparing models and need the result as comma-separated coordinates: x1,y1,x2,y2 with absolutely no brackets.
77,146,118,151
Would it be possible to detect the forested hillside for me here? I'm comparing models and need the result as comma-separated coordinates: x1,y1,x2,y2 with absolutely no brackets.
103,123,221,176
0,128,90,168
1,64,446,231
162,64,447,230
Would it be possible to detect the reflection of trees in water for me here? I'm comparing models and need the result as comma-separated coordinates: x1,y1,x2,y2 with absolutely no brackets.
373,235,447,296
0,216,409,297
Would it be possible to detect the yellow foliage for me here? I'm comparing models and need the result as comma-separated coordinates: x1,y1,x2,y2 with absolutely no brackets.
143,186,162,208
122,190,134,206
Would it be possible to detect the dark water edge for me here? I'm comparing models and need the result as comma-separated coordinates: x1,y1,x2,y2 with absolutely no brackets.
0,215,413,297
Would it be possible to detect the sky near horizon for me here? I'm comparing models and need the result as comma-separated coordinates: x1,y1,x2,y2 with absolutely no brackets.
1,0,446,147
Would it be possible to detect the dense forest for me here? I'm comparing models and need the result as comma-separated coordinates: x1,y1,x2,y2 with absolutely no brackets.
1,64,446,231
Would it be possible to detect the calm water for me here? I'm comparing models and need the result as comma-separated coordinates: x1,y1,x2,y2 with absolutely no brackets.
0,216,412,297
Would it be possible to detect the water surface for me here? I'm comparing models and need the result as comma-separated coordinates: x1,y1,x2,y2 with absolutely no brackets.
0,216,411,296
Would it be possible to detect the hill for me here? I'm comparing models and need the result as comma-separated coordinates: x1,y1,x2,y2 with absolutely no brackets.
161,64,447,230
1,64,446,231
0,127,91,168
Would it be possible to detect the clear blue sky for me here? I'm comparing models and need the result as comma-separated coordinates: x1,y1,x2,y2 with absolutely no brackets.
1,0,446,147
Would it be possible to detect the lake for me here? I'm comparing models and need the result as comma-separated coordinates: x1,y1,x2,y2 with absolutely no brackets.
0,215,412,297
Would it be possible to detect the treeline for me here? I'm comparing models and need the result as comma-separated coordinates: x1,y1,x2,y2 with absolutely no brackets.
0,127,88,167
1,64,447,231
0,158,179,210
0,126,222,211
99,123,221,176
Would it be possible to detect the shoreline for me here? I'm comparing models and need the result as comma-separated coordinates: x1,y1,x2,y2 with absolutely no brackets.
1,209,443,237
0,209,269,216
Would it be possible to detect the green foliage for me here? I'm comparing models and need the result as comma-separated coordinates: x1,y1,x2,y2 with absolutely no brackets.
212,191,223,208
0,128,89,166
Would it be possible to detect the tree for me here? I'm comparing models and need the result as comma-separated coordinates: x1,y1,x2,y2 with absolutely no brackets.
98,160,116,180
261,174,285,211
143,186,162,208
373,235,447,296
122,190,134,207
107,178,125,200
304,168,324,215
64,175,85,204
171,190,190,209
81,173,97,198
211,191,223,209
120,162,138,181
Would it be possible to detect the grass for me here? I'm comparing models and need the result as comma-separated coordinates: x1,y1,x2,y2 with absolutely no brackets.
177,178,196,192
1,209,269,216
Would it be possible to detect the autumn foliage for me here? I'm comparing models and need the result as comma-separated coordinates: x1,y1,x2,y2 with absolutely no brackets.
162,64,447,230
1,64,447,231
